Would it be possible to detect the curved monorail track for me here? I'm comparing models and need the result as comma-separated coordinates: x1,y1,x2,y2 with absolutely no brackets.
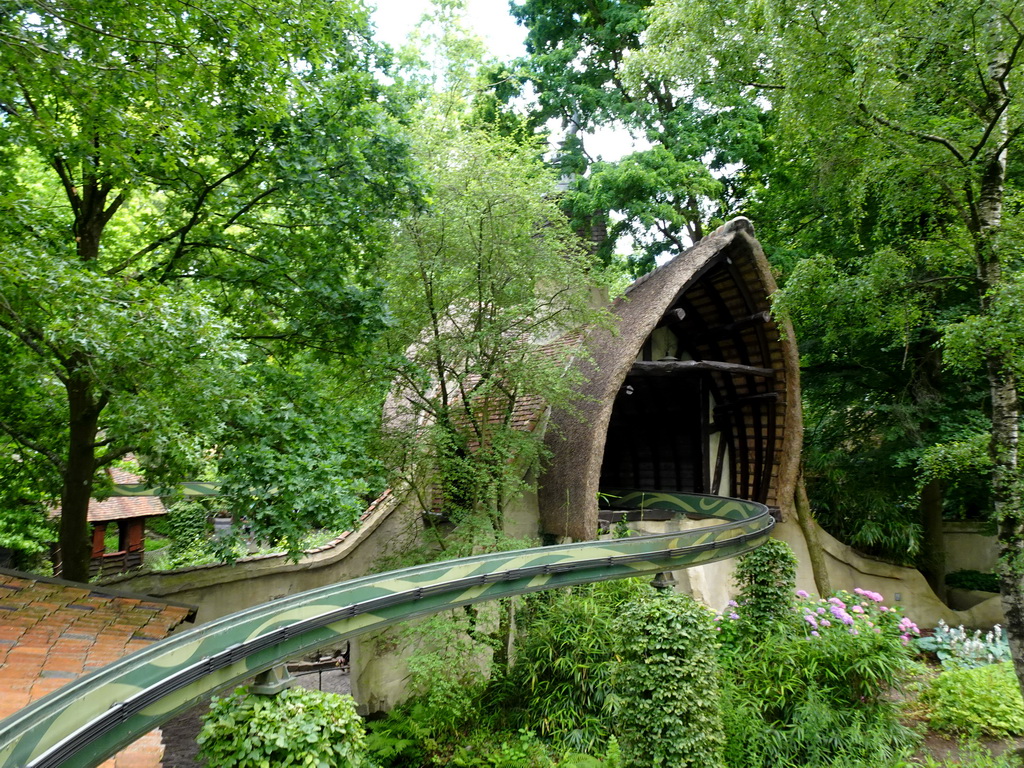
0,490,772,767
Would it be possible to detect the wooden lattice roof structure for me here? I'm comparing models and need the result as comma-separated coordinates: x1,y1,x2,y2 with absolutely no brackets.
538,217,802,540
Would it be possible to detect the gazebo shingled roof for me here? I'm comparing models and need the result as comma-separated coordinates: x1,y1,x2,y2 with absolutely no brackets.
538,217,803,541
87,467,167,523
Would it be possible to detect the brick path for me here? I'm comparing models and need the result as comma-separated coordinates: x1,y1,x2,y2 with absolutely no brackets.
0,570,195,767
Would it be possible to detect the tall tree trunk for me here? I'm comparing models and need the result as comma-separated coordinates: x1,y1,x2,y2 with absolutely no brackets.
972,30,1024,688
794,474,831,596
59,371,101,583
969,5,1024,691
919,478,947,603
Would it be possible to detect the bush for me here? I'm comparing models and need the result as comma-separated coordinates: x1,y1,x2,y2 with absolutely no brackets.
612,587,725,768
718,587,920,767
197,685,371,768
945,569,1000,593
486,579,647,752
924,662,1024,738
731,539,798,637
449,728,555,767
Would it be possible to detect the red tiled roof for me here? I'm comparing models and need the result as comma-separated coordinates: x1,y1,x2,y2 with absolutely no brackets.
0,570,195,767
50,466,168,523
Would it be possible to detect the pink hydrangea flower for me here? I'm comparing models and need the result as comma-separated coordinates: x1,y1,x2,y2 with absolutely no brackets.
853,588,884,603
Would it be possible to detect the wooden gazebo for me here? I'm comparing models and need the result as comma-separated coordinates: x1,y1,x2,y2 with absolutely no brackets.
65,466,169,578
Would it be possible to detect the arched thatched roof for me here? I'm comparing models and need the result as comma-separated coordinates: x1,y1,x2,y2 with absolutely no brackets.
538,217,802,541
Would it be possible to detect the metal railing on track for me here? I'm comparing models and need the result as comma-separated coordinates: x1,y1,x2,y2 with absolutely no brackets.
0,491,772,768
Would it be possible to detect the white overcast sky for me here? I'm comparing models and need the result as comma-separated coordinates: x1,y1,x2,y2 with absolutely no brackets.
370,0,527,63
369,0,640,162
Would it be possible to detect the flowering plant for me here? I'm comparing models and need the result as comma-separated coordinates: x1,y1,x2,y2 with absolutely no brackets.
715,574,921,764
717,587,920,708
914,620,1010,669
795,588,920,646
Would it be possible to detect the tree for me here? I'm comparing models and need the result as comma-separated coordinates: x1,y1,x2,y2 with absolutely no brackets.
381,119,611,538
641,0,1024,687
0,0,413,580
509,0,770,272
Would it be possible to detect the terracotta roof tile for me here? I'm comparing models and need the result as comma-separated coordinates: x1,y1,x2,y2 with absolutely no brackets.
0,570,196,767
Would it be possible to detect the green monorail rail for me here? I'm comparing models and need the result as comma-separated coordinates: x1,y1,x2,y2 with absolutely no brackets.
0,491,773,768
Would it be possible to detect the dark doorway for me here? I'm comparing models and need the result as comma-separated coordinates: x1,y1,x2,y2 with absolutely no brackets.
599,374,707,493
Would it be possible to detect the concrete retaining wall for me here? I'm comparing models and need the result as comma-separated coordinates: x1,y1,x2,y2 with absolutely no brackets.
777,517,1003,629
102,490,425,623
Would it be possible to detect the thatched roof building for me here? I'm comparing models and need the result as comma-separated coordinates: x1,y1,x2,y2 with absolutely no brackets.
538,217,802,541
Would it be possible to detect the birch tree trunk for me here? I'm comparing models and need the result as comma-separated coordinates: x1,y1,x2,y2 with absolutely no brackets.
975,14,1024,692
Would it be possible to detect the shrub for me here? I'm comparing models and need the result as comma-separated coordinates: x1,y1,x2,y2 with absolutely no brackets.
924,662,1024,738
449,728,555,767
197,685,371,768
945,569,1000,593
731,539,798,637
403,611,491,740
486,579,647,752
612,586,725,768
718,588,920,767
721,681,917,768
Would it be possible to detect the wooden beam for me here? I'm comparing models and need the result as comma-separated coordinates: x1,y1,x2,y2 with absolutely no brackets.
713,392,781,412
655,307,687,328
631,359,776,378
690,311,772,343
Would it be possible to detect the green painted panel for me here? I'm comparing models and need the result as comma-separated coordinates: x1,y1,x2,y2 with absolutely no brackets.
107,483,221,497
0,491,771,768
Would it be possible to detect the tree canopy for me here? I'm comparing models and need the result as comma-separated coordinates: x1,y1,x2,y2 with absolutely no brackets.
509,0,770,272
637,0,1024,684
0,0,415,579
378,20,613,540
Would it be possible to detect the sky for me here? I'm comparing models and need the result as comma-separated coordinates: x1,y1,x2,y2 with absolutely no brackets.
369,0,641,163
371,0,527,64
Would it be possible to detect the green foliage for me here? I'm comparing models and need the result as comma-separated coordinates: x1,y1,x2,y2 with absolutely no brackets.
217,359,385,556
405,612,491,740
364,710,429,767
721,683,916,768
719,588,919,767
510,0,766,270
945,570,1001,594
0,0,414,578
197,686,371,768
637,0,1024,630
160,500,213,568
488,579,647,752
731,539,798,636
382,122,611,529
923,663,1024,738
915,740,1024,768
449,729,556,767
915,621,1011,669
612,587,725,768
